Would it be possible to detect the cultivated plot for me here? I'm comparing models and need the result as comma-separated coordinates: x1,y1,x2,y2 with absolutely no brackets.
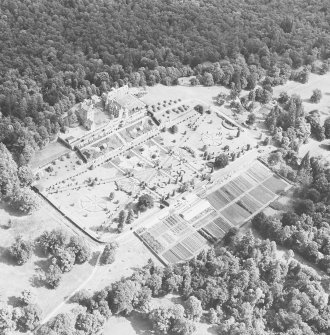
207,161,291,227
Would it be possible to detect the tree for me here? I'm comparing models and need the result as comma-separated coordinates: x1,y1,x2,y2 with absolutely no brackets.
281,212,299,227
38,229,68,256
118,210,127,225
310,89,322,103
184,296,203,322
202,72,214,86
149,305,185,335
10,187,40,214
189,77,199,86
17,304,42,332
112,280,142,315
137,194,154,212
267,152,282,166
109,192,115,201
101,241,118,265
75,311,105,335
170,125,179,134
247,113,256,125
172,318,196,335
37,312,75,335
17,166,34,187
126,209,134,224
45,262,62,288
0,143,20,201
8,236,33,265
214,154,229,169
19,290,36,306
55,248,75,272
324,117,330,139
0,304,15,335
295,199,315,215
68,235,91,264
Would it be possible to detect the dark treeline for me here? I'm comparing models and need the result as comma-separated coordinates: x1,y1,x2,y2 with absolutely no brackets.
1,0,330,165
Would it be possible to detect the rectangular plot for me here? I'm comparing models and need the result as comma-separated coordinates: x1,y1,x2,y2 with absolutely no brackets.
221,203,251,226
207,189,234,210
249,185,276,205
262,175,289,194
203,222,226,239
181,232,207,253
221,182,242,199
159,232,175,246
162,249,181,264
163,215,181,227
232,175,255,191
237,194,263,214
212,216,232,232
193,210,218,229
246,162,272,183
170,221,191,236
148,221,169,238
171,243,193,260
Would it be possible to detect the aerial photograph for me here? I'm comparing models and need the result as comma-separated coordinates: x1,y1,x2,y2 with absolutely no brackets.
1,0,330,334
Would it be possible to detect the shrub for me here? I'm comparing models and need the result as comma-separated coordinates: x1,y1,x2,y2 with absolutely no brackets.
101,242,119,265
137,194,154,212
8,237,33,265
214,154,229,169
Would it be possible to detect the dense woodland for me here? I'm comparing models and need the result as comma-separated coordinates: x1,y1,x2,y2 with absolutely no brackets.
34,234,330,335
1,0,330,164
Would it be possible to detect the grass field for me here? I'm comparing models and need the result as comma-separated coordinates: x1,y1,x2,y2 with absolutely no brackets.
31,141,70,171
0,204,98,329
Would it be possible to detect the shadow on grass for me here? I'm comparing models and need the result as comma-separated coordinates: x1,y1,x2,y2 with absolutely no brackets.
0,201,26,218
125,311,153,335
7,295,22,308
206,325,220,334
319,143,330,151
33,243,48,259
0,246,16,266
29,258,51,288
34,258,51,272
88,251,100,266
30,272,46,288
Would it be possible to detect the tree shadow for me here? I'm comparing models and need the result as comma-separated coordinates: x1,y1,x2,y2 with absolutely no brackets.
0,246,16,266
207,325,220,334
7,295,22,308
170,295,183,305
89,251,100,266
319,143,330,150
34,258,51,272
0,201,26,218
30,272,46,288
33,243,48,259
125,311,153,335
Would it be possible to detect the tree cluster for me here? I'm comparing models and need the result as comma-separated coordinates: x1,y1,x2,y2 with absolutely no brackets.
0,290,42,334
253,156,330,273
37,230,91,288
